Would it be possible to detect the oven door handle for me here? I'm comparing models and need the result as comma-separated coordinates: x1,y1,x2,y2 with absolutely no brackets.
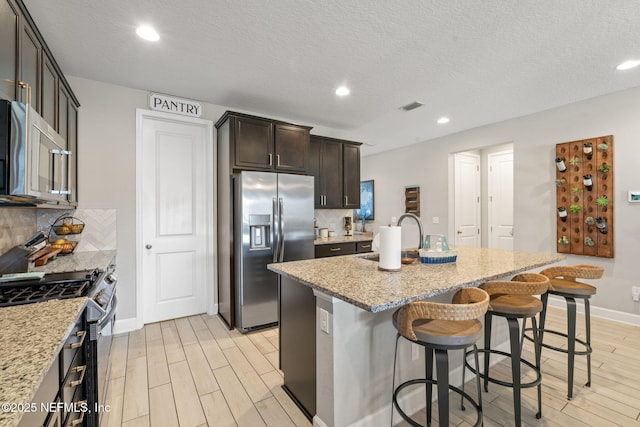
97,295,117,330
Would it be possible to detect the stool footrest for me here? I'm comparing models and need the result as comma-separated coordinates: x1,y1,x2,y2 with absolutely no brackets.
465,349,542,389
523,328,592,356
393,378,482,427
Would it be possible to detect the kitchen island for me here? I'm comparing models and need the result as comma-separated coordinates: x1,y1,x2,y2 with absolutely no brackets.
268,246,563,427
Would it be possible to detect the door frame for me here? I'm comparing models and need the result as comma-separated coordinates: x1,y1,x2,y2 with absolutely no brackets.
449,151,481,246
135,108,216,329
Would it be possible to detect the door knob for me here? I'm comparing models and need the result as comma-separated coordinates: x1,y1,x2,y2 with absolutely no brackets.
457,230,462,234
145,244,152,249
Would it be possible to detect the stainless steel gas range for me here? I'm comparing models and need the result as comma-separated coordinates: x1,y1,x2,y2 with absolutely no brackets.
0,263,117,427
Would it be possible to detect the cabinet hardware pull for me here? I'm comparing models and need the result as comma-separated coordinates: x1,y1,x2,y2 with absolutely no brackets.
268,153,273,165
67,365,87,387
345,196,348,205
361,245,371,248
64,401,87,427
68,330,86,349
277,154,280,167
330,247,341,252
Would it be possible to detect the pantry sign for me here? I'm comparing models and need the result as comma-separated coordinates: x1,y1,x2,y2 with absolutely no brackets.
149,93,202,117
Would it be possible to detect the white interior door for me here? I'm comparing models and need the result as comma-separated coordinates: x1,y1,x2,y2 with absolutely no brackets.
137,110,213,324
488,150,514,249
454,152,481,246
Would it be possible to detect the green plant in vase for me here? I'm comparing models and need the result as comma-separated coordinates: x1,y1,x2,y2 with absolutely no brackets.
568,156,581,167
597,143,608,151
569,204,581,214
596,195,609,207
597,163,610,173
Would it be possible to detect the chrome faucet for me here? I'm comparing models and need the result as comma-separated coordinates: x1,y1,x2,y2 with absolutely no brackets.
397,213,424,249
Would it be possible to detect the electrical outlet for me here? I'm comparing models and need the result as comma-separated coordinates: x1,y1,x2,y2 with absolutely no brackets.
432,217,440,224
320,308,330,334
411,343,420,361
632,286,640,302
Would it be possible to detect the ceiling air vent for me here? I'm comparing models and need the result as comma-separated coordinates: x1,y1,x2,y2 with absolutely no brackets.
399,101,424,112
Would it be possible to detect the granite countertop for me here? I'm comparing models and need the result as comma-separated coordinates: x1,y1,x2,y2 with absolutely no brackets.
28,250,116,274
0,298,88,427
268,246,564,312
314,233,373,246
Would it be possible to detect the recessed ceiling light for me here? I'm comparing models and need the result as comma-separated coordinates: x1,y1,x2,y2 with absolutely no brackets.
437,117,450,124
616,60,640,71
335,86,350,96
136,25,160,42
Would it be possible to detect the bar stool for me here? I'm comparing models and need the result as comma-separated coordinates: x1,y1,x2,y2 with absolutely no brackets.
464,273,549,427
391,287,489,427
528,264,604,400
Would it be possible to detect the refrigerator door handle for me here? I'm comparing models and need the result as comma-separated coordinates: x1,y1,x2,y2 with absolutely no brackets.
278,197,285,262
272,197,279,263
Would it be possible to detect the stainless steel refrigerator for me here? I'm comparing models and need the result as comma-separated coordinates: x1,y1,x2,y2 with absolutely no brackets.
231,171,314,332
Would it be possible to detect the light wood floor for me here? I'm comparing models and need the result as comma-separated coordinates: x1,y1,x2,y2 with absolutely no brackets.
104,307,640,426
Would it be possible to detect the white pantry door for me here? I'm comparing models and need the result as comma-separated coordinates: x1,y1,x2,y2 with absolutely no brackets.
454,152,481,246
488,150,514,249
138,110,213,324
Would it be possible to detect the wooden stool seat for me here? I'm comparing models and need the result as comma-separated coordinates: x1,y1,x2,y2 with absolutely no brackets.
549,278,596,296
488,294,543,316
392,312,483,347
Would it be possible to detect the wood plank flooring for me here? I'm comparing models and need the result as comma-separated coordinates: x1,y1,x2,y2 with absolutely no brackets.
106,307,640,426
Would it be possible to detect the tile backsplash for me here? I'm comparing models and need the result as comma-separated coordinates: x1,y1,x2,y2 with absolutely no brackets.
314,209,353,235
0,208,37,253
37,208,117,252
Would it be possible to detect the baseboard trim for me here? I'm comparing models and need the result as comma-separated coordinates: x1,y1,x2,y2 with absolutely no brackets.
547,296,640,326
113,317,139,334
313,415,328,427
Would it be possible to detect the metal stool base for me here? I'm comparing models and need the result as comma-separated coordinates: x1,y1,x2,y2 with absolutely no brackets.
464,348,542,390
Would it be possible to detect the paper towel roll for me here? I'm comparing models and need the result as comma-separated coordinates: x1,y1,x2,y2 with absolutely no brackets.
379,226,401,271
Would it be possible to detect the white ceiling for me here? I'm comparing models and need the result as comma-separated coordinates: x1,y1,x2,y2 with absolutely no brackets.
23,0,640,155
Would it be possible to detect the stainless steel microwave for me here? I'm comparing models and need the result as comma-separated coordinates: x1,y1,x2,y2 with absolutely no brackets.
0,100,74,206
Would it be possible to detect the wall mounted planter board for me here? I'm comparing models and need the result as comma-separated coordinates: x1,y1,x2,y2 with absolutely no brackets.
555,135,613,258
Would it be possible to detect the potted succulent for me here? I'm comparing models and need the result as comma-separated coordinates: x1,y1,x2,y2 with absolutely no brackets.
569,204,582,214
584,237,595,247
585,216,595,225
558,236,569,245
555,178,566,187
571,186,580,194
597,163,610,173
596,195,609,207
597,142,609,151
569,156,581,167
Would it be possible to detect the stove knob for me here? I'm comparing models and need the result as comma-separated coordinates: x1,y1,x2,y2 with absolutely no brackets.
106,273,117,284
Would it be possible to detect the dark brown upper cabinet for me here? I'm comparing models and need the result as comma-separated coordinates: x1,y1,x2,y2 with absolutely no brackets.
310,135,361,209
0,0,19,102
216,111,311,174
19,23,40,108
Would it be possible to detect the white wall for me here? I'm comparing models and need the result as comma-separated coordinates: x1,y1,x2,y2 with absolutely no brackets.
362,86,640,318
67,76,353,327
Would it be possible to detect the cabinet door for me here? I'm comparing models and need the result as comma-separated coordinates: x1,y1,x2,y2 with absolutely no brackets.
234,116,273,170
57,84,69,143
322,141,343,208
274,124,308,173
19,23,40,109
343,143,360,208
308,138,322,207
0,0,19,101
41,52,57,128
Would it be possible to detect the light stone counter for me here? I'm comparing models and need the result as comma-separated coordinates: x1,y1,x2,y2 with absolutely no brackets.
269,246,564,427
269,245,564,313
0,298,88,427
28,250,116,274
314,233,373,246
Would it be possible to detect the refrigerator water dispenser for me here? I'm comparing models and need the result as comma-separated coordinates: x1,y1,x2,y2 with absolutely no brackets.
249,214,271,249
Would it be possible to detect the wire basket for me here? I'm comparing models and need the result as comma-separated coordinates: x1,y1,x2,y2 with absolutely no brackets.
50,240,78,255
51,216,85,235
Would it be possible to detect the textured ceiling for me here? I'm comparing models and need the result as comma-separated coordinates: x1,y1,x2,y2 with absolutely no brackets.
22,0,640,155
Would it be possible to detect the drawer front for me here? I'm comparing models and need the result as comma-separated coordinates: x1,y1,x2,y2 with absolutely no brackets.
315,242,356,258
61,350,87,411
61,322,86,375
356,241,373,253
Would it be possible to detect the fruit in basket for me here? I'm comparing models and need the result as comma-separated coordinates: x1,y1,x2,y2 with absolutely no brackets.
54,238,67,245
71,224,84,233
57,225,71,234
